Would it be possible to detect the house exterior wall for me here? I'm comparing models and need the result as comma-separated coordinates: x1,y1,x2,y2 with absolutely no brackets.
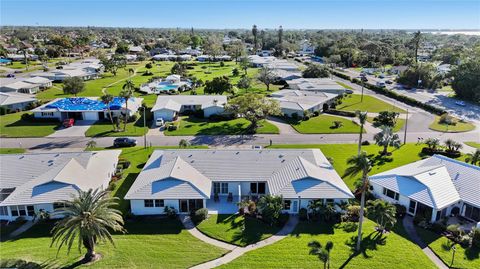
33,111,62,120
130,199,179,215
281,108,304,117
204,106,224,118
82,111,99,121
2,101,34,111
210,181,270,197
154,109,176,122
281,198,348,214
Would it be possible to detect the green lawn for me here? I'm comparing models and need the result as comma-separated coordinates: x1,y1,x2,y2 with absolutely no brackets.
367,117,406,132
219,219,437,269
0,112,59,138
336,81,353,90
85,115,148,137
196,214,283,247
429,116,476,133
288,114,363,134
336,94,406,113
0,148,26,154
416,227,479,269
465,142,480,149
164,116,279,136
0,218,228,269
268,143,427,189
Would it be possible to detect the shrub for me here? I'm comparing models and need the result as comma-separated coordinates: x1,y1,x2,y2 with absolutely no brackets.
361,140,370,146
341,205,361,222
394,204,407,218
291,113,299,121
167,124,178,131
331,121,343,129
193,208,209,223
446,224,464,242
470,228,480,248
341,221,358,232
324,109,356,117
277,213,289,226
439,114,456,125
431,222,447,234
108,181,117,191
164,206,177,219
219,61,225,67
299,208,308,221
128,114,138,122
313,111,320,117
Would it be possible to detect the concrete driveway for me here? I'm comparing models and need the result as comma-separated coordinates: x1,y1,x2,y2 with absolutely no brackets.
47,120,96,138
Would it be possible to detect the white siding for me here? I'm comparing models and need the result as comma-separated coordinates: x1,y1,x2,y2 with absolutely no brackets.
34,111,62,120
83,112,99,121
154,109,176,122
130,199,179,215
282,108,304,117
204,106,224,118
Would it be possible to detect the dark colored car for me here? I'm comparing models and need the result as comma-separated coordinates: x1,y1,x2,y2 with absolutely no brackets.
6,74,15,78
385,80,393,84
113,138,137,148
361,76,368,82
14,70,22,74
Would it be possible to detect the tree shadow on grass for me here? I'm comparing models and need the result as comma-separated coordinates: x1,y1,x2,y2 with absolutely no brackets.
0,258,60,269
339,231,387,269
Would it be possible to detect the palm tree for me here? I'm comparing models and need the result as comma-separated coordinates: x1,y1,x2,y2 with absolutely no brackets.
344,152,372,252
411,31,422,63
252,25,258,54
86,140,97,149
50,188,125,262
120,80,135,131
356,111,368,155
308,240,334,269
465,149,480,165
424,138,440,150
444,139,462,152
366,199,397,233
374,125,401,155
101,93,116,131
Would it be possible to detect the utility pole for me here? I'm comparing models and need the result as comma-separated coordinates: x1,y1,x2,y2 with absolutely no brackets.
361,85,364,102
404,109,409,144
142,107,147,149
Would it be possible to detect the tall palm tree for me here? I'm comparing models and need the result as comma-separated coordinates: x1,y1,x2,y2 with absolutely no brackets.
344,152,372,252
50,188,125,262
252,25,258,54
120,80,135,131
101,93,116,131
465,149,480,166
374,125,401,155
308,240,334,269
366,199,397,233
411,31,422,63
356,111,368,155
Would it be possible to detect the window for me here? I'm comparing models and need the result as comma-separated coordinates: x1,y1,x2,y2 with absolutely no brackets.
213,182,220,194
11,206,19,217
283,200,291,210
383,188,399,201
53,202,65,210
326,199,334,205
41,112,54,117
0,206,8,216
27,205,35,216
19,206,26,216
250,182,266,194
258,183,266,194
144,200,154,207
154,199,164,207
250,183,257,194
464,204,480,222
221,183,228,194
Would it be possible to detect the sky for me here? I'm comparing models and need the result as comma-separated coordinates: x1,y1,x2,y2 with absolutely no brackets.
1,0,479,30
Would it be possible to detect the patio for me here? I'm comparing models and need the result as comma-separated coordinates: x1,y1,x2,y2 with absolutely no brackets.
446,216,479,231
206,195,240,214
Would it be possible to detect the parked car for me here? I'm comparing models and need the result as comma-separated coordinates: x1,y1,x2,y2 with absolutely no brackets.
361,76,368,82
345,89,354,94
62,118,74,128
376,81,386,87
385,80,393,84
360,72,367,77
113,138,137,148
6,74,15,78
455,101,466,106
155,117,165,127
378,74,385,79
14,70,22,74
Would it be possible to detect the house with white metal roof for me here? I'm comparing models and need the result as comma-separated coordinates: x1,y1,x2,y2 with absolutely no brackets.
151,95,227,122
0,150,121,221
0,92,37,112
23,76,53,89
270,90,339,117
0,81,40,94
370,155,480,223
287,78,347,94
125,149,354,215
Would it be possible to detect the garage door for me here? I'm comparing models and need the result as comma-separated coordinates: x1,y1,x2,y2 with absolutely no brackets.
83,112,99,121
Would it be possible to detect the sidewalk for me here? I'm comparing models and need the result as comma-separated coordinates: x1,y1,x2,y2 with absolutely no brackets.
186,215,299,269
402,216,448,269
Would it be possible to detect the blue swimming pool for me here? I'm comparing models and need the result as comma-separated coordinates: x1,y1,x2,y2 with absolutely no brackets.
156,84,179,91
0,58,12,64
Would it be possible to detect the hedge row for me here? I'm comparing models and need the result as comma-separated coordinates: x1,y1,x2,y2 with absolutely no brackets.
330,70,446,115
324,109,356,117
421,147,462,158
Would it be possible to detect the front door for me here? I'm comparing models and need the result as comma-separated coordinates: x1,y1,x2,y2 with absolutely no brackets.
292,201,299,213
408,200,417,215
179,200,188,213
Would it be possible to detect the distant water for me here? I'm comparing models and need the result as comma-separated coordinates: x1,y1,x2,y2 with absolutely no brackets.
428,31,480,36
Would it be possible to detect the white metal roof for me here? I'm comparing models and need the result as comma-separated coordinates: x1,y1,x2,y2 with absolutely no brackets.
271,90,338,111
1,81,39,90
23,76,52,84
151,95,227,112
0,150,121,206
0,92,37,106
370,155,479,209
125,149,353,200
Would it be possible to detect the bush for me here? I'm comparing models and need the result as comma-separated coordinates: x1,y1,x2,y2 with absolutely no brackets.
299,207,308,221
394,204,407,218
21,113,34,121
324,109,356,117
341,221,358,232
313,111,320,117
421,147,461,158
470,228,480,248
277,213,289,226
291,113,299,121
108,181,117,191
431,222,447,234
219,61,225,67
341,205,361,222
128,114,138,122
193,208,209,223
439,114,456,125
361,140,370,146
164,206,177,219
167,124,178,131
331,120,343,129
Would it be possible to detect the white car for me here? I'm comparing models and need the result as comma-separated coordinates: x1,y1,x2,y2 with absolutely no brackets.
376,81,386,87
155,118,165,127
455,101,466,106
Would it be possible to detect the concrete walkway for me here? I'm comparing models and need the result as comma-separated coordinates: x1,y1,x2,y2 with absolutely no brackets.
402,216,448,269
180,215,237,251
266,117,298,135
186,215,299,269
8,219,38,239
